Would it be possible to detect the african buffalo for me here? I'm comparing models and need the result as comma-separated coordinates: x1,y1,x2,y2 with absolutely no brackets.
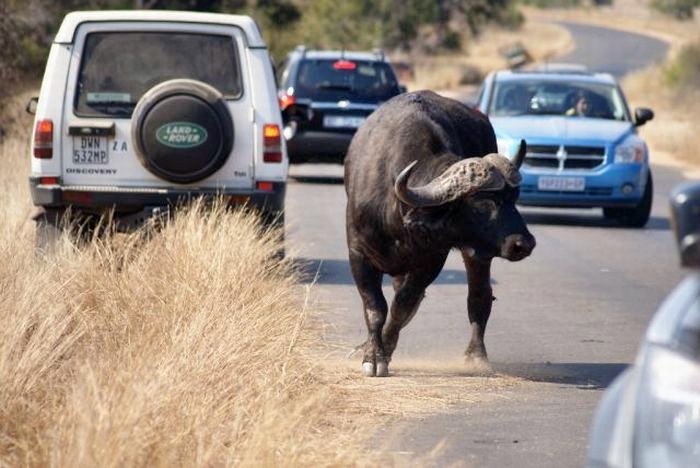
344,90,535,377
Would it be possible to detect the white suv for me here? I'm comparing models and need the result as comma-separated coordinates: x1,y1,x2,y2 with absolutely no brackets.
28,10,287,244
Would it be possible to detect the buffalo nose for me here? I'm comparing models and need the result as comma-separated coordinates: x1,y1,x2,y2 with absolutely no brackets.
502,233,536,261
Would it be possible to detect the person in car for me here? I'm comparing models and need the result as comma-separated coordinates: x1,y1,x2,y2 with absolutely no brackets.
566,91,590,116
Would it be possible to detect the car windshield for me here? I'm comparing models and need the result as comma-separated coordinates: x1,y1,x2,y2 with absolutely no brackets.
489,79,630,121
292,58,400,102
75,32,242,117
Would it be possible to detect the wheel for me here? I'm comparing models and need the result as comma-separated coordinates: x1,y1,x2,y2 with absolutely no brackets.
34,208,110,254
35,215,62,255
131,79,234,184
260,209,285,260
607,171,653,228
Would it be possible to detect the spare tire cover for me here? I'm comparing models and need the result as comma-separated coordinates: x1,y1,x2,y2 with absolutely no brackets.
131,79,234,184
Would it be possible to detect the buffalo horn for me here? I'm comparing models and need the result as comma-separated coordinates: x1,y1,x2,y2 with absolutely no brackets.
394,158,506,208
513,139,527,169
483,153,522,187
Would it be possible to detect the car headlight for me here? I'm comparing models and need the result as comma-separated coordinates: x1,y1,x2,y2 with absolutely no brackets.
633,346,700,467
614,138,646,164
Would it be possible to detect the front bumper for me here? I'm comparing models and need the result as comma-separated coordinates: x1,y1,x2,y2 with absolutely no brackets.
286,130,354,163
517,163,649,209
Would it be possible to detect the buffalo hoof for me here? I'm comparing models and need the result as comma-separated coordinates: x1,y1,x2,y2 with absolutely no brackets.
464,354,492,375
362,361,389,377
362,362,376,377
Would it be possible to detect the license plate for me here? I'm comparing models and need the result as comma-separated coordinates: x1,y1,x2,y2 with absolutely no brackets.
323,115,366,129
73,136,109,164
537,176,585,192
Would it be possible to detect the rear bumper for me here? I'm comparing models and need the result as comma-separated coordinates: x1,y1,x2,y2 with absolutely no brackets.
286,130,354,163
517,164,649,209
29,177,285,230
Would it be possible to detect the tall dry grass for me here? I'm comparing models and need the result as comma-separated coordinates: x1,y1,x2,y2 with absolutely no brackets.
0,92,387,466
0,87,523,467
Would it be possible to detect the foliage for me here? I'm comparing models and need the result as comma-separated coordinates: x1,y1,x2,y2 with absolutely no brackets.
665,40,700,90
517,0,582,7
650,0,699,19
1,0,522,86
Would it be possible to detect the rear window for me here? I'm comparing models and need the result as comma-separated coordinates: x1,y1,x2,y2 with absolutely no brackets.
75,32,242,117
292,58,400,102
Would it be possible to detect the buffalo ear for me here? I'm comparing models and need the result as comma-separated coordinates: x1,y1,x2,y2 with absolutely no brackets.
513,139,527,169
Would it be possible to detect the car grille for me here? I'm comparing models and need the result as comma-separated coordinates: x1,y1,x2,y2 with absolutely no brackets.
525,145,606,170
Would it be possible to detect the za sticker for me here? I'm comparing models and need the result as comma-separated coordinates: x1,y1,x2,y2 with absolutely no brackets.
156,122,208,148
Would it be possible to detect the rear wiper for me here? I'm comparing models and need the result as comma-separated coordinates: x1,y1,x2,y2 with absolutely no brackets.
88,101,136,114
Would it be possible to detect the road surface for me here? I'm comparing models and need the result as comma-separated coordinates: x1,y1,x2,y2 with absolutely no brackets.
284,21,675,467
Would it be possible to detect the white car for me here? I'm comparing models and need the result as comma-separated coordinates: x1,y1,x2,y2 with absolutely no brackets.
587,181,700,467
28,10,287,246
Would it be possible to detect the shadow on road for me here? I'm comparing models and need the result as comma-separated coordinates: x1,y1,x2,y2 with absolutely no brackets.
493,361,629,390
522,210,671,231
289,174,344,185
292,257,477,286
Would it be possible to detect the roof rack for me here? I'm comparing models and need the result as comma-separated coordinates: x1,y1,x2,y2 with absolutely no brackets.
293,44,307,58
524,62,591,74
372,48,386,61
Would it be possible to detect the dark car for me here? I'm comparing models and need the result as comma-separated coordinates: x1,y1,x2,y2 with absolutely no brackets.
586,181,700,467
277,46,405,164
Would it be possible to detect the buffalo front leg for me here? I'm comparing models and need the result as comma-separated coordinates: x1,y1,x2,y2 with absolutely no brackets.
462,253,493,362
348,251,390,377
383,260,444,360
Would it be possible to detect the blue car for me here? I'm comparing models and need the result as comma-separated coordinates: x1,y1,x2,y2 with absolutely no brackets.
475,67,654,227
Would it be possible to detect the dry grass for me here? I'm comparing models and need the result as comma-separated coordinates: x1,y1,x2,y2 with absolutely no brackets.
0,91,520,466
409,20,573,91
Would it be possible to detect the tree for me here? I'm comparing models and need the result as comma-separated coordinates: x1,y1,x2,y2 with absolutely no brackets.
651,0,700,19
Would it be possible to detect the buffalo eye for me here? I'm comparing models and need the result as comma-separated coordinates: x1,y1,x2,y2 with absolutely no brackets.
470,199,498,219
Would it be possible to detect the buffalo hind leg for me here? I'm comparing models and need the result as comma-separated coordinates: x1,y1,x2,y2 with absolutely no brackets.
349,251,390,377
463,253,493,362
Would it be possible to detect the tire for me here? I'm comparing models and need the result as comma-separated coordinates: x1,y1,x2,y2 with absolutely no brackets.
606,171,653,228
35,216,62,255
131,79,234,184
34,208,110,254
261,209,285,260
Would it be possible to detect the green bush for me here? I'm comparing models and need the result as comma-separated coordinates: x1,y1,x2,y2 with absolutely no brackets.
651,0,699,19
518,0,582,8
665,40,700,90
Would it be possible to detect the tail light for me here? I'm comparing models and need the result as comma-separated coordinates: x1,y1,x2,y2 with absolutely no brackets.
279,93,296,111
33,119,53,159
333,60,357,70
263,124,283,163
256,181,274,191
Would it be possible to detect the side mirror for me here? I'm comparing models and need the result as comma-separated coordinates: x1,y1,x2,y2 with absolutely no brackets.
26,97,38,115
634,107,654,127
670,181,700,268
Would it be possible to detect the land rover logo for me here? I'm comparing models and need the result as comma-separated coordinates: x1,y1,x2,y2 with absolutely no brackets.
155,122,208,148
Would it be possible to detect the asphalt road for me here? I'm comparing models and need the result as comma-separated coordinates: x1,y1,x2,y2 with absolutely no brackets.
284,22,677,468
